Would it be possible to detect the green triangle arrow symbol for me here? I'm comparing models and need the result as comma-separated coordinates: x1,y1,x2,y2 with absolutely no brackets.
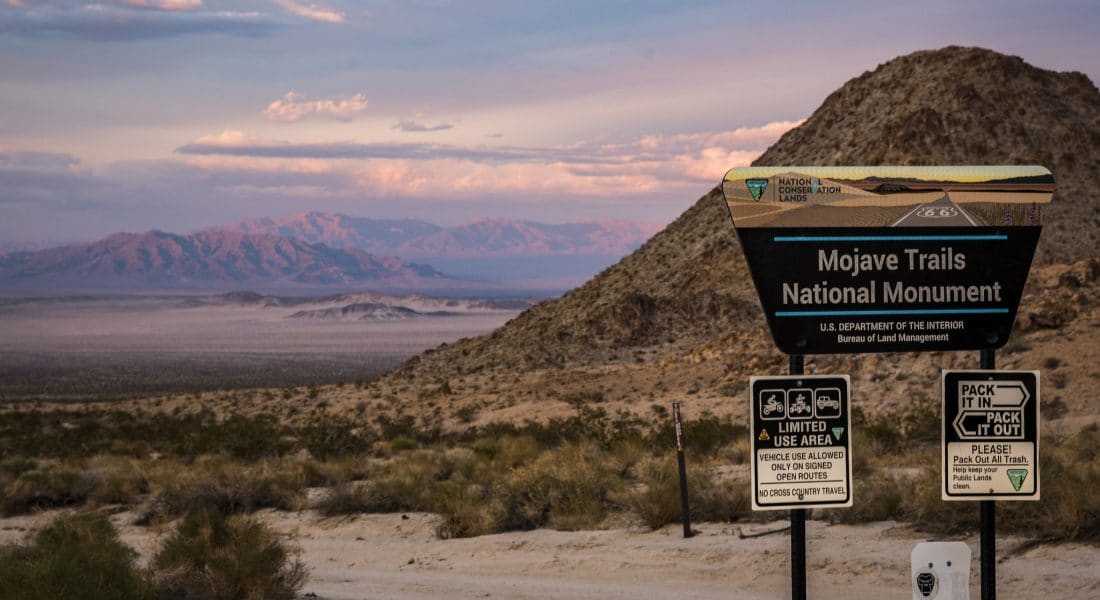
831,427,845,441
1007,469,1028,491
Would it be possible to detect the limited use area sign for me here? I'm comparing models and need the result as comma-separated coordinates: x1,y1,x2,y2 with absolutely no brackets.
721,166,1054,354
942,370,1040,500
750,375,853,510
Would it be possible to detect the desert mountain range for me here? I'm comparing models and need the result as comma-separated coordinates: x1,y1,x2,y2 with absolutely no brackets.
0,217,659,292
219,213,660,258
0,230,444,291
367,46,1099,427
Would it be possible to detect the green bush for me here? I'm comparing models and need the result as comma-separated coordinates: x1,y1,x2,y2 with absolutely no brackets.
150,509,307,600
0,512,149,600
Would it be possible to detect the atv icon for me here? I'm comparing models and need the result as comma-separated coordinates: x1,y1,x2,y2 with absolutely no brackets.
788,390,812,418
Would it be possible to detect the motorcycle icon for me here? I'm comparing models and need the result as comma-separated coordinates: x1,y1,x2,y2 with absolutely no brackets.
762,395,784,416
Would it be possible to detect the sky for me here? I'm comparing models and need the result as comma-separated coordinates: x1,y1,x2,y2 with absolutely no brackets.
1,0,1097,244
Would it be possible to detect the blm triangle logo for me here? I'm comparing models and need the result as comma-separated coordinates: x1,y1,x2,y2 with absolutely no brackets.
745,178,768,201
1007,469,1028,492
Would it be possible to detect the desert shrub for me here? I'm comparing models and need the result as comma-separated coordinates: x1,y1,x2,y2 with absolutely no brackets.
359,452,442,512
148,458,303,521
624,456,686,530
150,509,307,600
2,466,97,516
900,465,981,535
898,428,1100,542
317,451,445,516
0,456,37,479
0,511,149,600
494,442,619,531
692,474,751,524
999,427,1100,541
295,415,369,459
647,414,745,458
433,480,495,539
823,472,906,524
314,482,372,516
625,456,748,530
850,407,903,455
85,456,150,506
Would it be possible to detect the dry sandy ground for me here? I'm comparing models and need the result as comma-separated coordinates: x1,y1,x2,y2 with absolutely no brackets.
3,510,1097,599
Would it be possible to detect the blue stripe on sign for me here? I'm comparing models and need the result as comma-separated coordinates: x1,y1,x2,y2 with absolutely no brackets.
772,235,1008,242
774,308,1010,317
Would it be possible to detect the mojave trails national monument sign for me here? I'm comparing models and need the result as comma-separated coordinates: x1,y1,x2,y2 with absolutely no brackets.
721,166,1054,354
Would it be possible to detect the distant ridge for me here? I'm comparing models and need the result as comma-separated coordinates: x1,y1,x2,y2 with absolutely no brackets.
0,230,447,291
214,212,661,259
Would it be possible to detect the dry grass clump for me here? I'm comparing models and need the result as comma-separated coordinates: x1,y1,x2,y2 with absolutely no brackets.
0,456,149,516
150,509,308,600
0,512,149,599
143,457,305,522
624,456,747,530
495,441,620,532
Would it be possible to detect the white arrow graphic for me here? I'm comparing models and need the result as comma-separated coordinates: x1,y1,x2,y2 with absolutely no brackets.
952,381,1030,439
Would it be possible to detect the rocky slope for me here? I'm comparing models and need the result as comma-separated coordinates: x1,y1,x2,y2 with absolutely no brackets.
384,47,1100,401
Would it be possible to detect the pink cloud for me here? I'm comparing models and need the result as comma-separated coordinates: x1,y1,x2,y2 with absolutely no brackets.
274,0,344,24
180,119,800,199
122,0,202,11
263,91,368,123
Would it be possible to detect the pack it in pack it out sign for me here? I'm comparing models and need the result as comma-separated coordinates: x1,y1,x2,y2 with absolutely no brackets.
721,166,1054,354
750,375,852,511
942,370,1040,501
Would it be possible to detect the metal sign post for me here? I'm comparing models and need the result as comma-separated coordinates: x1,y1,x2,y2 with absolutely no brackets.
750,356,852,600
672,402,693,539
789,355,806,600
942,357,1041,600
980,350,996,600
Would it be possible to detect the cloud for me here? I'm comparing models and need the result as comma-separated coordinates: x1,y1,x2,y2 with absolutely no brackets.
174,119,801,199
0,150,80,169
0,3,276,40
263,91,368,122
393,119,455,132
178,120,801,173
1,119,800,242
121,0,203,11
274,0,344,24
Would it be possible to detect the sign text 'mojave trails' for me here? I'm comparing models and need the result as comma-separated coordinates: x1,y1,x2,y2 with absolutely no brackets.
721,166,1053,355
735,226,1040,354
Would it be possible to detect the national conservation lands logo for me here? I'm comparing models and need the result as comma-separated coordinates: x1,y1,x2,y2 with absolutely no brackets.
745,178,768,201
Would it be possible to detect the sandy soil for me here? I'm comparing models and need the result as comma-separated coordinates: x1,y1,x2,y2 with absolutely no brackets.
3,510,1096,599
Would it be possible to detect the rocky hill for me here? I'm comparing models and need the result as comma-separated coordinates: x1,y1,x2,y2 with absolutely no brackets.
384,47,1100,398
0,230,446,291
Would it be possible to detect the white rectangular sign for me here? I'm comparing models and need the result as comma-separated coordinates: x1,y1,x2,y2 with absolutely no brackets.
750,374,853,511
